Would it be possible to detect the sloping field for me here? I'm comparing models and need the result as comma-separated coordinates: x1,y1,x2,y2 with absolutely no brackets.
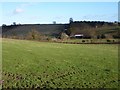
2,39,118,88
2,24,67,37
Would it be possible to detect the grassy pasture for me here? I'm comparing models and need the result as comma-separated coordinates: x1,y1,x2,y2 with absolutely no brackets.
2,39,118,88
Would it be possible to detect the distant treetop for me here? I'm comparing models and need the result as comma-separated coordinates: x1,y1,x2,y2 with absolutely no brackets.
69,18,73,23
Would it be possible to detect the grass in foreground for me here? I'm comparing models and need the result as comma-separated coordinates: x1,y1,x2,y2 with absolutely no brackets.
2,39,118,88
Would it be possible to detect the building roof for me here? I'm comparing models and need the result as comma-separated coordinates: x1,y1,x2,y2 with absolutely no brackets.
75,34,83,36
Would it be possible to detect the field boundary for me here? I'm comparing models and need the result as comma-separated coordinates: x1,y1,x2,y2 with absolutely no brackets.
55,41,120,44
2,38,120,44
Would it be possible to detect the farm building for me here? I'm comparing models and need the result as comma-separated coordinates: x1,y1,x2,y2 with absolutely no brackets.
70,33,84,39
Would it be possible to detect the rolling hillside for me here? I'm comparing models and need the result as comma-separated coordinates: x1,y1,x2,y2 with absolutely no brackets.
1,21,120,39
2,24,68,38
68,21,120,38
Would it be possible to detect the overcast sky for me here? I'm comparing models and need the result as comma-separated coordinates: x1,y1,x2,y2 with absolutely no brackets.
1,2,118,25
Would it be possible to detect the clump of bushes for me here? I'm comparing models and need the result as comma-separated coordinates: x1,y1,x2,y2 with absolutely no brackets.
26,29,52,41
106,39,116,43
82,40,85,43
107,39,111,42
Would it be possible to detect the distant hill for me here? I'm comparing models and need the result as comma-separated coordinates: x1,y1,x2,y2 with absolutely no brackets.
1,21,120,39
2,24,68,38
67,21,120,39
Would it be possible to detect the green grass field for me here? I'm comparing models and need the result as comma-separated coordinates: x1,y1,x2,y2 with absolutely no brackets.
2,39,118,88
